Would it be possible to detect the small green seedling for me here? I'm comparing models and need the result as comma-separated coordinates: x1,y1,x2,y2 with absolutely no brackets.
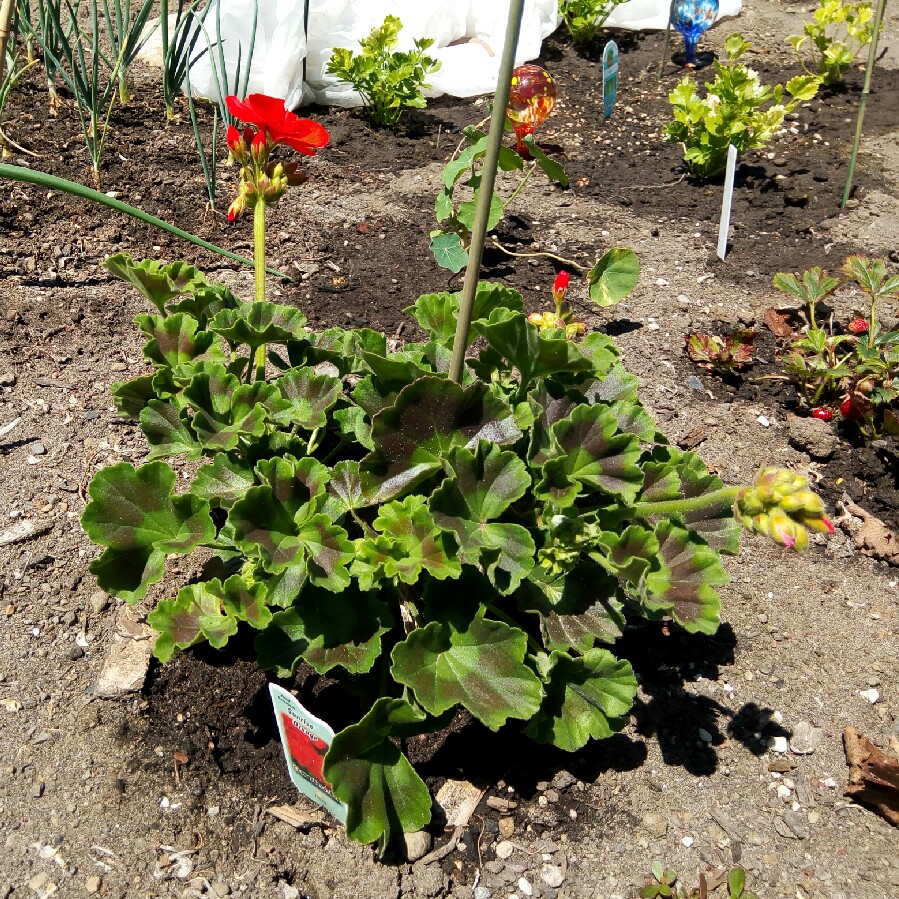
325,15,440,127
559,0,629,46
639,863,757,899
685,330,756,372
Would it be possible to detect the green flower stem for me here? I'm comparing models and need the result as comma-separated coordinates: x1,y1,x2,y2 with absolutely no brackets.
0,163,291,279
253,199,267,381
631,486,742,519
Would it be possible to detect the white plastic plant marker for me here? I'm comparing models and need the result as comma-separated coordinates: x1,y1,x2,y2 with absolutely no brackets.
716,144,738,261
602,40,619,120
269,683,348,824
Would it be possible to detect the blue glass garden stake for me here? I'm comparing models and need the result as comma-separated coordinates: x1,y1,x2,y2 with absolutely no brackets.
670,0,719,65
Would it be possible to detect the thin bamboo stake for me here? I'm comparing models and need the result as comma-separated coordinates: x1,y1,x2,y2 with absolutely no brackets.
0,0,16,86
448,0,525,384
841,0,889,207
658,21,672,80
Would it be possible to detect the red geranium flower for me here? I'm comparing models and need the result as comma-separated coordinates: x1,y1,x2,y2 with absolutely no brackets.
226,94,329,155
553,271,570,295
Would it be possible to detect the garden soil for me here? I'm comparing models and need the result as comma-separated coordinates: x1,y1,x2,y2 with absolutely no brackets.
2,2,899,898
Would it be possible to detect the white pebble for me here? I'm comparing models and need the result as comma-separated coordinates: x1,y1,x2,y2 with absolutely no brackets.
757,415,770,427
859,688,880,704
769,736,789,753
682,836,694,848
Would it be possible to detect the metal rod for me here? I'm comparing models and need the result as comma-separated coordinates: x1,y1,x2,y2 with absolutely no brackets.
448,0,526,384
841,0,888,207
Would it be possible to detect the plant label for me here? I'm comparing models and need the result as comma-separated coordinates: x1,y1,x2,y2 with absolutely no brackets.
602,41,619,120
269,683,348,824
717,144,738,261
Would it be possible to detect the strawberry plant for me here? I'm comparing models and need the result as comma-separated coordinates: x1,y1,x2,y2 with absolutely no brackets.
665,34,821,179
639,862,757,899
774,255,899,437
325,15,440,127
787,0,875,86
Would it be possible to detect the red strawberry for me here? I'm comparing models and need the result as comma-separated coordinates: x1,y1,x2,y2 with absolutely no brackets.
811,408,833,422
840,397,861,420
846,318,869,334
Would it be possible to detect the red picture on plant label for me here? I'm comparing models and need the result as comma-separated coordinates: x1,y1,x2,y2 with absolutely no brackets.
280,712,330,786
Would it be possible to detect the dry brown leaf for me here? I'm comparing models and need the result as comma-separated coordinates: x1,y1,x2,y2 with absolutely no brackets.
677,428,708,450
841,496,899,566
843,726,899,827
764,307,793,337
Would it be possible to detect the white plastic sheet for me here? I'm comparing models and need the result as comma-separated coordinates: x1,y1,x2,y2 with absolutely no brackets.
180,0,742,110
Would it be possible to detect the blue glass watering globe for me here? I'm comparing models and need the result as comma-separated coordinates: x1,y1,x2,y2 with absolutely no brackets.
670,0,719,66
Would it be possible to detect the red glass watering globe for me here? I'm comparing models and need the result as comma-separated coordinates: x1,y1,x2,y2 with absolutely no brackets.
507,65,556,154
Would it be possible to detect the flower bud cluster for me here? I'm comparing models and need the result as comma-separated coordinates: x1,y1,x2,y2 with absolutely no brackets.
733,467,834,551
527,271,586,340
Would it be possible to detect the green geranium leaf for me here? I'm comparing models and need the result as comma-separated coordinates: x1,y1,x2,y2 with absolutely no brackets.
525,649,637,751
167,283,240,327
82,462,214,602
538,404,643,506
112,375,156,420
272,367,342,430
255,455,329,507
430,444,535,592
593,525,659,588
310,327,387,374
391,609,544,730
473,310,594,386
148,579,239,662
191,455,256,508
135,313,221,369
587,249,640,307
183,365,279,451
639,449,741,554
431,231,468,273
210,301,308,349
352,495,462,590
517,563,625,653
140,400,203,461
229,485,310,572
361,376,520,504
406,283,524,349
642,521,726,634
333,406,374,450
104,253,209,314
324,698,433,848
326,460,370,515
255,584,391,676
293,510,355,592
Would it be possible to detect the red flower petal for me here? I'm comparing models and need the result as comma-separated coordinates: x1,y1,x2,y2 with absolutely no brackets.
554,270,570,294
226,94,329,155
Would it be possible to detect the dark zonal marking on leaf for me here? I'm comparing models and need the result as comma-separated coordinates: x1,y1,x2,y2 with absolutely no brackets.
644,522,726,635
390,611,544,731
324,698,433,846
210,301,308,348
141,400,202,461
192,456,256,508
273,367,342,430
362,376,521,503
523,649,637,751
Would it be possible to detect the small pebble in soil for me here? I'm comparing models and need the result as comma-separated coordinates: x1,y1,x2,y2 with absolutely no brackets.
682,836,694,848
495,840,514,860
790,721,823,755
859,688,879,704
769,736,789,753
540,865,564,888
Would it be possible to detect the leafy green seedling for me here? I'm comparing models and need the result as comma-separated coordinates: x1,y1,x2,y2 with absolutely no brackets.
325,15,440,127
685,330,756,372
665,34,821,179
559,0,629,46
788,0,874,85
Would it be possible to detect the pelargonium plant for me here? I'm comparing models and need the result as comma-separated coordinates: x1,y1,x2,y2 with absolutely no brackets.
82,94,832,855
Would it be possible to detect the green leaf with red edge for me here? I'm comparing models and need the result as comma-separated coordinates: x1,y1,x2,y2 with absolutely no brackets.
135,313,222,368
429,444,535,593
271,367,342,429
209,301,308,349
516,562,625,653
191,455,256,508
361,376,520,504
352,495,462,590
140,400,203,461
524,649,637,751
391,608,544,730
103,253,210,314
686,332,726,365
324,698,433,849
473,310,594,386
183,365,282,451
642,521,726,634
537,404,643,506
81,462,215,602
638,448,742,554
148,579,239,662
254,584,392,676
